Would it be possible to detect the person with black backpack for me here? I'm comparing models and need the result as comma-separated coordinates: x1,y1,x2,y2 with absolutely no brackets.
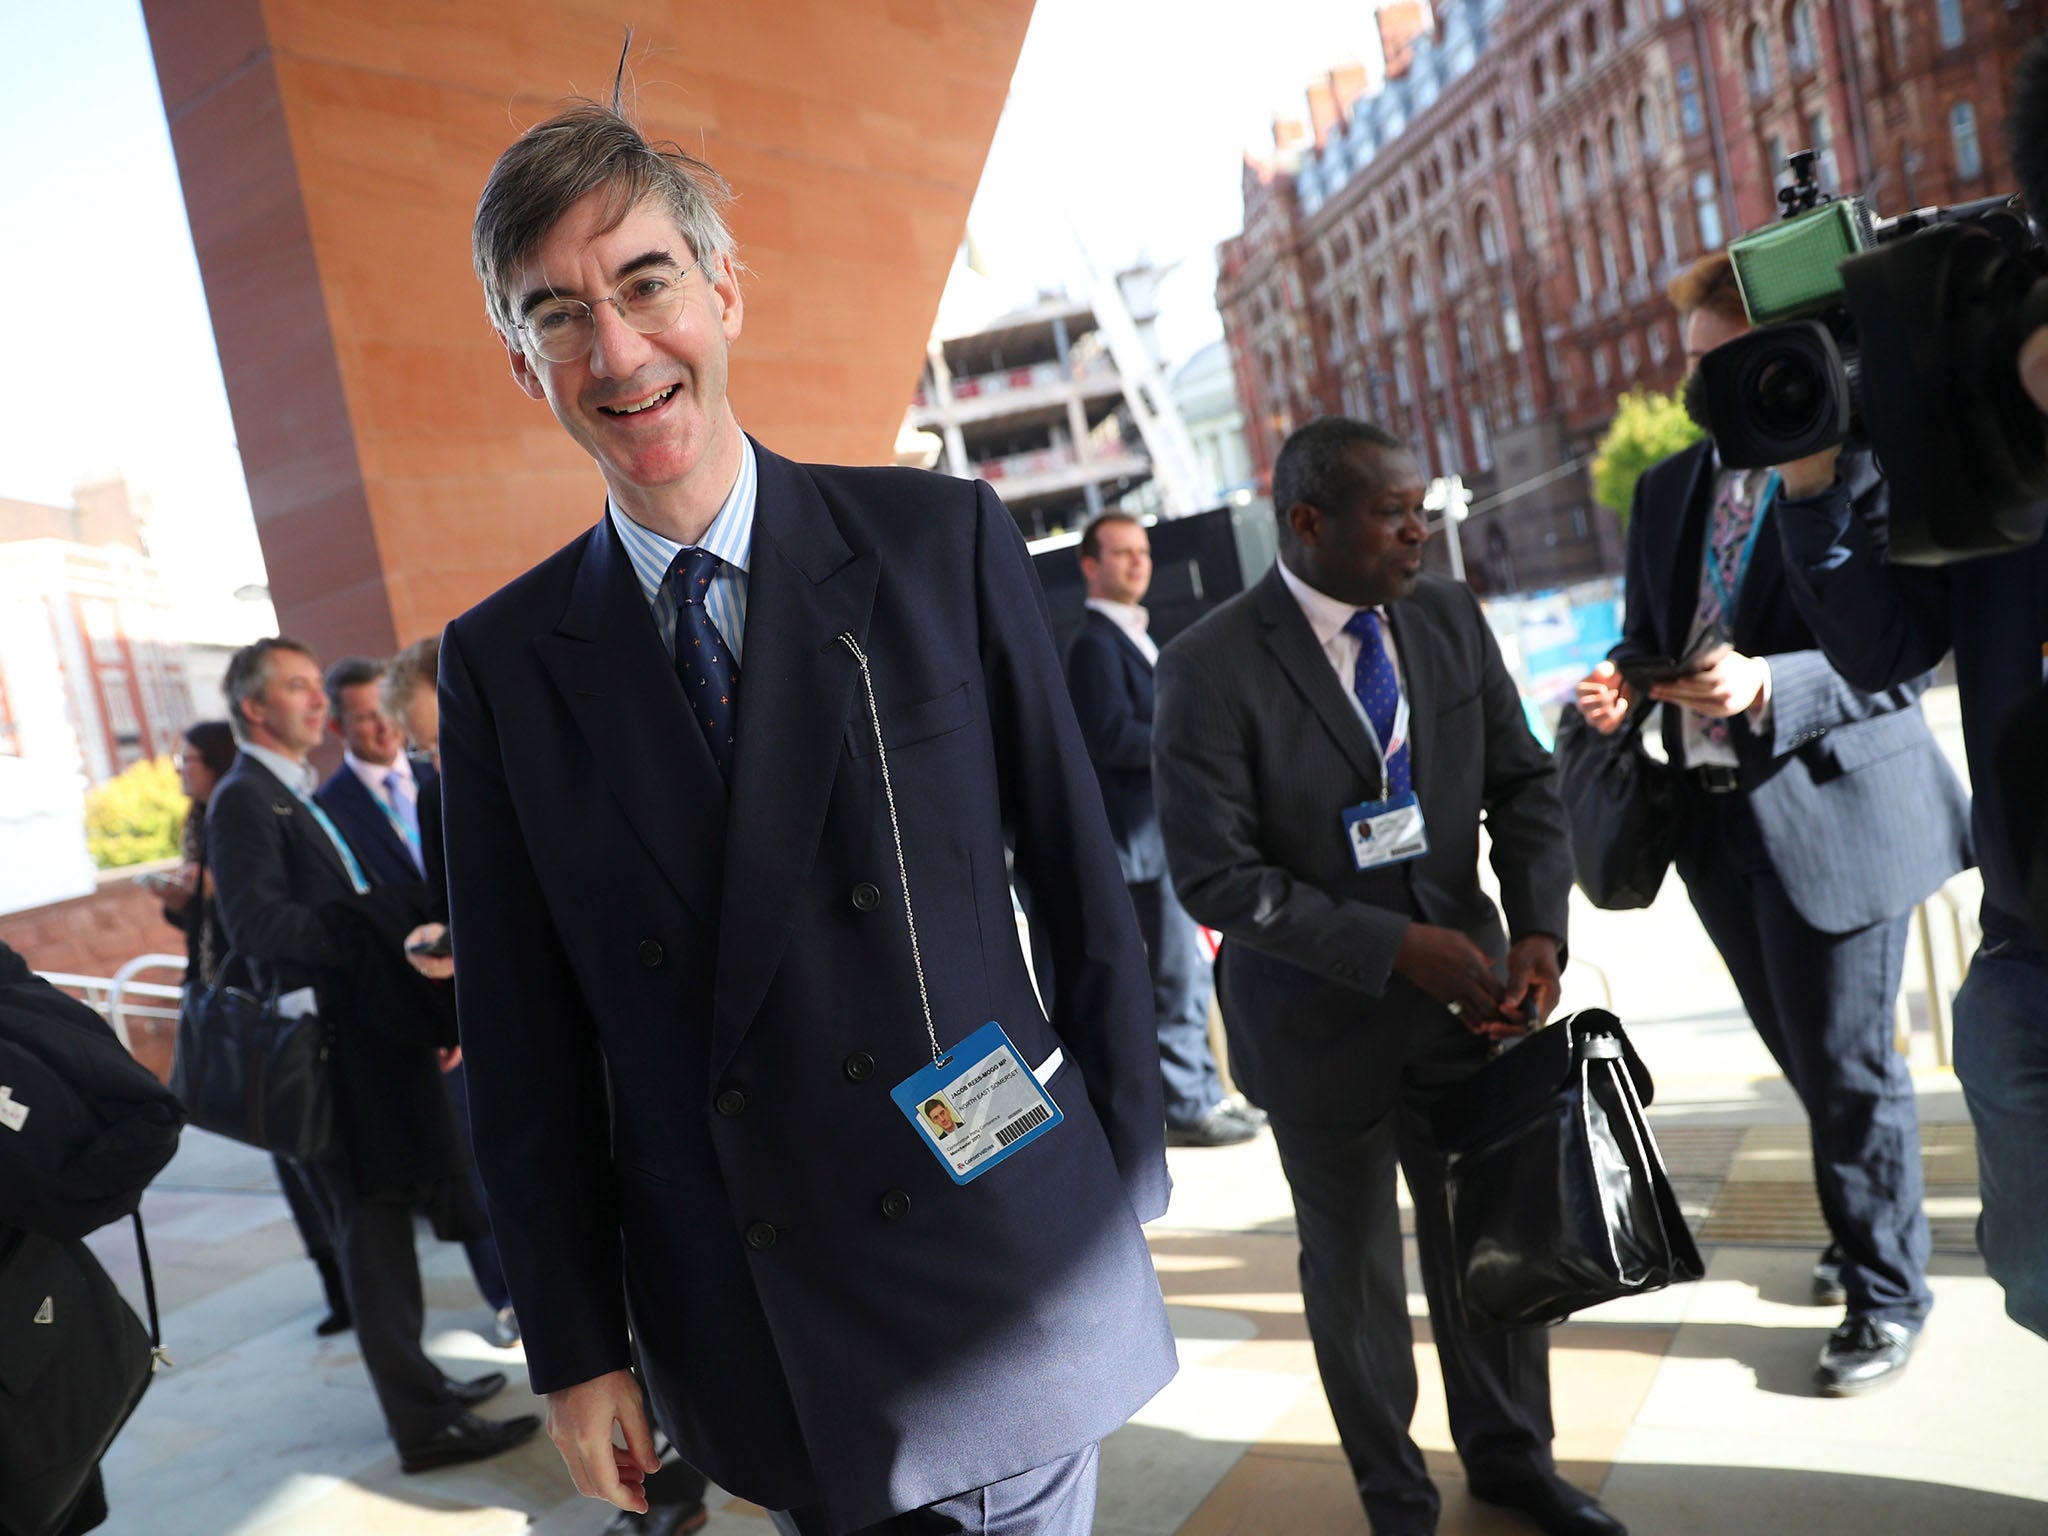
0,940,184,1536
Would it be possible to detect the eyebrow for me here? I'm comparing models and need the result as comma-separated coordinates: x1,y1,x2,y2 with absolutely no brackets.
516,249,684,320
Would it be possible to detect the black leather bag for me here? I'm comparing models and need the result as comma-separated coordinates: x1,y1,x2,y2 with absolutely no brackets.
1431,1009,1703,1333
169,954,333,1163
1555,705,1682,911
0,1215,162,1536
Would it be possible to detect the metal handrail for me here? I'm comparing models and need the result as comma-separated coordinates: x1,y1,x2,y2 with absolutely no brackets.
38,955,185,1055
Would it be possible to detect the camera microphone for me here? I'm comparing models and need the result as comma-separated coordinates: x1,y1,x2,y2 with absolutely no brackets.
2012,37,2048,231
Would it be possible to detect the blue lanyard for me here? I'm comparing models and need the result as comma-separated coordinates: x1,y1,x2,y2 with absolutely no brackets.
1707,470,1780,620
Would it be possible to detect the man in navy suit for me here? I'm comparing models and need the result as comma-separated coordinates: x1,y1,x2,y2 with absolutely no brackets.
438,94,1175,1535
317,656,430,888
1065,513,1259,1148
1576,254,1972,1395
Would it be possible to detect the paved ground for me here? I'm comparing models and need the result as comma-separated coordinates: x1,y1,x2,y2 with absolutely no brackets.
80,684,2048,1534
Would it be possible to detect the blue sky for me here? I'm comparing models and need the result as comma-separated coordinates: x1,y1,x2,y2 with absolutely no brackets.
0,0,1385,616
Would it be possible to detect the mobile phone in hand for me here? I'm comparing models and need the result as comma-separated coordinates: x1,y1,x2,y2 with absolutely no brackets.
406,930,453,958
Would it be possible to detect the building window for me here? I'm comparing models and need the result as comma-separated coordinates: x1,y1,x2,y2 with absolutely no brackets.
1574,244,1595,301
1555,153,1576,208
1457,320,1476,369
1629,218,1649,276
1765,133,1787,187
1659,200,1682,267
1439,234,1462,293
1648,322,1669,363
1607,116,1629,175
1695,170,1724,249
1952,101,1982,178
1435,425,1461,477
1502,291,1524,353
1619,334,1638,376
1516,377,1536,421
1395,351,1415,404
1594,348,1612,389
1807,110,1838,190
1663,0,1684,17
1676,66,1705,136
1788,0,1820,72
1600,231,1620,289
1936,0,1963,48
1379,281,1399,331
1747,27,1774,98
1580,136,1601,191
1423,331,1445,389
1477,207,1503,265
1469,403,1495,472
1637,95,1661,158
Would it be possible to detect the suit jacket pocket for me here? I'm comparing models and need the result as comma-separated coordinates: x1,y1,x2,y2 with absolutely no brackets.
845,680,975,757
1814,716,1918,777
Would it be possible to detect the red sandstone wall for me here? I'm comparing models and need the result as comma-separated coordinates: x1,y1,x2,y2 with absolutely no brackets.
142,0,1035,663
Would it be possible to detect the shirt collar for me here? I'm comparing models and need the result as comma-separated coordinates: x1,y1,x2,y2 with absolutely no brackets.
1085,597,1150,634
608,434,758,610
346,749,412,792
241,741,317,797
1276,559,1386,649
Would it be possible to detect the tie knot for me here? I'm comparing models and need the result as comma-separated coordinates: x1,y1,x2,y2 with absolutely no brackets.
1342,610,1382,643
667,546,723,605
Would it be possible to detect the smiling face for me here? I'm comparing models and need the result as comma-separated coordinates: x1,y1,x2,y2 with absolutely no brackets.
242,649,328,760
1284,443,1430,609
331,680,403,767
504,189,746,529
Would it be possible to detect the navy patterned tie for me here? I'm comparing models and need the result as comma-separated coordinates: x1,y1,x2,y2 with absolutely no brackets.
1343,610,1411,797
667,547,740,776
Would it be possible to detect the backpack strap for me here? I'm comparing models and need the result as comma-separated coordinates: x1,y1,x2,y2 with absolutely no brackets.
130,1210,170,1370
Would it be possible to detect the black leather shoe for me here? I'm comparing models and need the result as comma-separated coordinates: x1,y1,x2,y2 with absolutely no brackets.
1222,1092,1269,1129
1816,1316,1914,1396
1166,1103,1260,1147
1811,1248,1847,1308
1469,1471,1628,1536
602,1503,709,1535
398,1410,541,1473
444,1370,508,1407
313,1307,353,1337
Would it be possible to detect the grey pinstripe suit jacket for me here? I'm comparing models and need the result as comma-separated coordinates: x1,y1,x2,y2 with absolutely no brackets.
1616,440,1973,934
1153,565,1573,1124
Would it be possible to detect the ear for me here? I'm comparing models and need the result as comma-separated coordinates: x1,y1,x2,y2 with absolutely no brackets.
708,252,744,345
506,334,546,402
1285,500,1322,548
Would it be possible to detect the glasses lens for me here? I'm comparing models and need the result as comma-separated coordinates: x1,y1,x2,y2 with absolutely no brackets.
527,301,594,363
620,266,690,336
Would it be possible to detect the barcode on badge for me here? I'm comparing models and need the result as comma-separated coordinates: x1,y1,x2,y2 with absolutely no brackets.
994,1103,1050,1148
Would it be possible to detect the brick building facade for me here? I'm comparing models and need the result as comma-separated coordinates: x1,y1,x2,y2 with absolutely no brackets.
1218,0,2044,595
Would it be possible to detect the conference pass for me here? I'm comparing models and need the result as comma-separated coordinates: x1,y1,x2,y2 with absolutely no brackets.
892,1021,1063,1184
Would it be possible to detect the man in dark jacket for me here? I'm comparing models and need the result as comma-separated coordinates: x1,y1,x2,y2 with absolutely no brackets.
207,636,539,1472
1065,512,1258,1147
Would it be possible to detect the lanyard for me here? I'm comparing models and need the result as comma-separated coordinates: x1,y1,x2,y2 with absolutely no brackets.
840,632,944,1068
1707,470,1780,620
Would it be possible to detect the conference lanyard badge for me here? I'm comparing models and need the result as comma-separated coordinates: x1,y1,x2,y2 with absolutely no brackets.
837,631,1064,1186
1343,790,1430,872
892,1022,1063,1184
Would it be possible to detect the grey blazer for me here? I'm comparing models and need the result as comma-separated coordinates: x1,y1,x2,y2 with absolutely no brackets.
1153,566,1573,1124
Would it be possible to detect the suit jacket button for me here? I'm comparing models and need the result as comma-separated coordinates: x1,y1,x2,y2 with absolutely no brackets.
850,881,882,912
844,1051,876,1082
639,939,664,968
715,1088,748,1117
745,1221,778,1250
881,1189,911,1220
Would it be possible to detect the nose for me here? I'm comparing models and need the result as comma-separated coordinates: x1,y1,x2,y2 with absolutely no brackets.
586,297,656,378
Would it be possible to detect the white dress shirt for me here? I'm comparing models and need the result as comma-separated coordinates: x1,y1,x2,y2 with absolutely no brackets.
237,741,369,893
609,435,758,664
345,748,414,813
1276,560,1410,760
1084,597,1159,666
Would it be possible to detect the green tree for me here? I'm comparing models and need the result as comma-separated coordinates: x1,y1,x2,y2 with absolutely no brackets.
1591,388,1702,530
84,756,188,870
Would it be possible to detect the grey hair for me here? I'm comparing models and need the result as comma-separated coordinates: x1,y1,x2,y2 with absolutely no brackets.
472,43,737,338
382,635,440,717
221,637,318,744
1271,416,1409,534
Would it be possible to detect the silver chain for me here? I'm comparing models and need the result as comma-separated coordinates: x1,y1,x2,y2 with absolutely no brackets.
839,633,944,1066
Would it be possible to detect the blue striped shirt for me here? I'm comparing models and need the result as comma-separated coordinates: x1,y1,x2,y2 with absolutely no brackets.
607,436,757,664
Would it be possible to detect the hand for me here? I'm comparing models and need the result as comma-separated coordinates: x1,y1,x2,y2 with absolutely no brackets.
1499,935,1562,1031
1574,661,1635,736
160,862,201,913
1775,443,1842,500
1650,646,1768,720
404,923,455,981
546,1368,661,1514
2022,325,2048,415
1393,923,1511,1034
436,1045,463,1074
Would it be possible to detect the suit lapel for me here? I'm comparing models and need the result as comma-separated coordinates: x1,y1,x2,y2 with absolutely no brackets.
1658,441,1716,656
244,759,352,891
1254,568,1384,789
1386,599,1436,801
535,515,727,930
326,769,409,883
710,444,879,1077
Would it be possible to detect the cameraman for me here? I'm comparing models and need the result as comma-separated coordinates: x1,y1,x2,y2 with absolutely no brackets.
1770,322,2048,1342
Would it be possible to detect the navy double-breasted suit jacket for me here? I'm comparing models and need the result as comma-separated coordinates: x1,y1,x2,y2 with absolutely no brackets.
437,441,1176,1529
1612,440,1972,933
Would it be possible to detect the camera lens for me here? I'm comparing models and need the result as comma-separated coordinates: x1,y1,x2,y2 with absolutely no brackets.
1750,354,1825,435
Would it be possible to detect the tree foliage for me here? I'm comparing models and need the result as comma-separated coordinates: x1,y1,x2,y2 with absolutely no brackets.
1591,388,1702,530
84,756,188,870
